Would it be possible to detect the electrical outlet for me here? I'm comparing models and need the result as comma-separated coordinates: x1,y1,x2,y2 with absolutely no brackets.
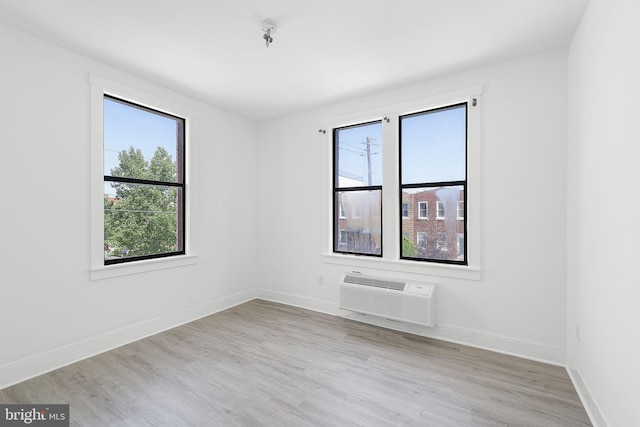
318,275,325,285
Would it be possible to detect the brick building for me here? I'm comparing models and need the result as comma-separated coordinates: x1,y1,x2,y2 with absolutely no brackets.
402,187,464,261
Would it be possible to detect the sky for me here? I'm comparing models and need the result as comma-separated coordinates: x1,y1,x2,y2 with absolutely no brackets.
401,104,466,184
336,121,383,187
335,104,466,188
103,97,180,197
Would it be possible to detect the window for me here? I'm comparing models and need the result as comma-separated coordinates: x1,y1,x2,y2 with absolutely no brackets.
457,201,464,219
324,88,480,277
103,95,185,265
418,201,429,219
402,203,409,218
333,121,382,256
457,234,464,255
436,201,445,219
338,229,347,247
400,103,467,264
339,202,347,218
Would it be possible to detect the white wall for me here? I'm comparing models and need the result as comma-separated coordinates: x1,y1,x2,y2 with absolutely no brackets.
9,8,638,424
567,0,640,425
257,49,570,364
0,24,258,388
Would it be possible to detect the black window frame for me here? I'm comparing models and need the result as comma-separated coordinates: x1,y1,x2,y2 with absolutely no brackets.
399,102,468,265
103,94,186,265
332,120,383,257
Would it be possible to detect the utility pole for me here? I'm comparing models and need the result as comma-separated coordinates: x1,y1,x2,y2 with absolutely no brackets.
364,136,374,252
365,137,373,186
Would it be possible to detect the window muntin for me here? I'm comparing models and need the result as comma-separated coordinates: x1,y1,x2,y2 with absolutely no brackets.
103,95,185,265
400,103,467,264
333,121,383,256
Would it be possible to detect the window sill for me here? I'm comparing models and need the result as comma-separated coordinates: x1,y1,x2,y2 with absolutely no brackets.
322,253,481,281
91,254,198,280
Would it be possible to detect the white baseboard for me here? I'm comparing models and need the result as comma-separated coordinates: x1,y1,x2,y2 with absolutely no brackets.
256,288,565,366
255,289,339,316
0,289,257,390
0,287,566,391
567,366,608,427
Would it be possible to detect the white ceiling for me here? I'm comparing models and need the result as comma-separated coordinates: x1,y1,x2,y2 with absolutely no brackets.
0,0,589,122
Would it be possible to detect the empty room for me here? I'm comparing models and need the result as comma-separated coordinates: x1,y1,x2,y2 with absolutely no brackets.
0,0,637,426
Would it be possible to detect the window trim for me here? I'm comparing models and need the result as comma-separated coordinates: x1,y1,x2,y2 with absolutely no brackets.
321,85,482,280
90,74,198,280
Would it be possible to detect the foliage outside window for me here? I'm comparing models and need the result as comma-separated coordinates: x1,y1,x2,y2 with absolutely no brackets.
103,95,185,265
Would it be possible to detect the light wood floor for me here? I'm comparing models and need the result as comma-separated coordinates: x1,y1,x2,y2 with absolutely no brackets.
0,299,591,426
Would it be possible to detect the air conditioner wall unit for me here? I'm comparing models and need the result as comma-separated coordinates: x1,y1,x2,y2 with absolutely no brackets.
339,273,437,327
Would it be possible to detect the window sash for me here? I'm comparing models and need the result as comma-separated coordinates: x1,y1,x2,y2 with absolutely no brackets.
333,120,383,257
399,102,468,265
103,95,186,265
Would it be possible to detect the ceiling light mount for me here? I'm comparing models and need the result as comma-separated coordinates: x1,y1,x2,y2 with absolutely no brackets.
262,20,277,48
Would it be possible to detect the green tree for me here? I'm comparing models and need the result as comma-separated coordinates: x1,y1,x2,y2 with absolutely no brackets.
402,235,418,257
104,147,178,258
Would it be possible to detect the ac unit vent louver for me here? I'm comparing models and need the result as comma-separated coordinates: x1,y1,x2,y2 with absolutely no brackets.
342,274,406,291
339,273,437,327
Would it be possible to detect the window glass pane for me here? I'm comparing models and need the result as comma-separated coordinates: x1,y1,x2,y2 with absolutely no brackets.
104,182,183,260
335,121,382,187
335,190,382,255
104,97,183,183
401,104,466,184
400,185,464,262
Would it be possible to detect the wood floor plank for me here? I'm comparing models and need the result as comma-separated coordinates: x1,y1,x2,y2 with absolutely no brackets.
0,299,591,426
